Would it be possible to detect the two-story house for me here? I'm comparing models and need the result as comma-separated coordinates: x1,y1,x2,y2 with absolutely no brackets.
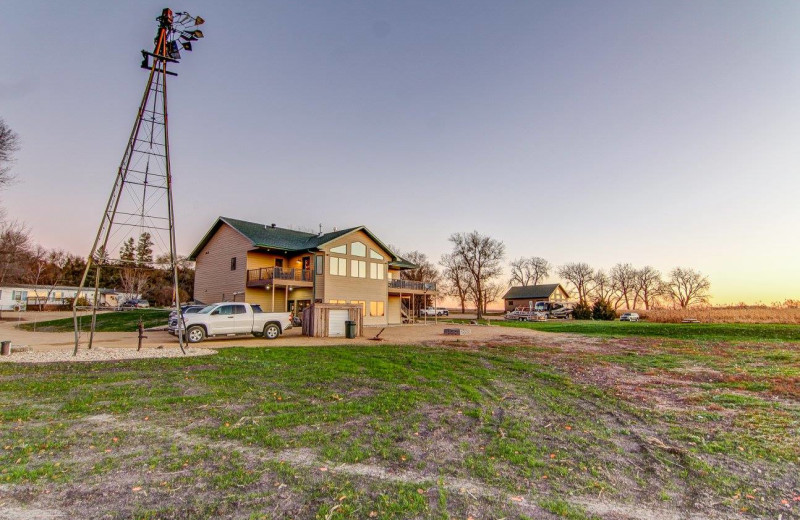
188,217,436,326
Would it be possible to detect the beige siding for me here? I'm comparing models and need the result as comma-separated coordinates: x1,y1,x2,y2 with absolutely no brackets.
247,251,281,269
245,286,287,312
193,224,250,304
387,296,402,325
320,230,392,326
314,253,325,302
247,252,312,270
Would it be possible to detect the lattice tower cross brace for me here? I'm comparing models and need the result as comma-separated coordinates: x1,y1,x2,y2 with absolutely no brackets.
72,9,186,355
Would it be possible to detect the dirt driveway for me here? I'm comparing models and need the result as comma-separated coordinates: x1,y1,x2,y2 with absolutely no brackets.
0,315,556,356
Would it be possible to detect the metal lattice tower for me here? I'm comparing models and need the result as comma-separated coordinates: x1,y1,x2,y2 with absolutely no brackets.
72,9,205,355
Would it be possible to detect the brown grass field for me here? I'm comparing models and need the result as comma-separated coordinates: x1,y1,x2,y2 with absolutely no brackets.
637,305,800,324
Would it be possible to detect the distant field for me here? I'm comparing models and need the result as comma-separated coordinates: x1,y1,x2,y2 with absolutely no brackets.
640,306,800,324
454,319,800,342
19,310,170,333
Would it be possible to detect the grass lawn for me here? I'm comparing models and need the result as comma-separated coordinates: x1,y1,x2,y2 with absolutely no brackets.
19,310,170,333
451,318,800,342
1,338,798,518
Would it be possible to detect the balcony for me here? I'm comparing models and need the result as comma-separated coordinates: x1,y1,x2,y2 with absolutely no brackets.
247,267,313,288
388,279,437,293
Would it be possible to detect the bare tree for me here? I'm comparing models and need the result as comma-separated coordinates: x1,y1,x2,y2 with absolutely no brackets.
400,250,440,310
481,282,504,315
0,118,20,189
448,231,505,319
25,246,48,309
667,267,711,308
592,269,615,302
557,262,595,305
610,263,637,310
0,220,31,284
634,266,663,310
509,256,550,287
440,253,471,314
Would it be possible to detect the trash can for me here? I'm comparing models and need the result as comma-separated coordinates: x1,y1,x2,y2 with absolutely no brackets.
1,341,10,356
345,320,357,339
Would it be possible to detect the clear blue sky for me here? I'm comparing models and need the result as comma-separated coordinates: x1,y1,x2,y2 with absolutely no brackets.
2,1,799,303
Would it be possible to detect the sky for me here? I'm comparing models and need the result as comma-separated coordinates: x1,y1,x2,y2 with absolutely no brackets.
1,0,799,305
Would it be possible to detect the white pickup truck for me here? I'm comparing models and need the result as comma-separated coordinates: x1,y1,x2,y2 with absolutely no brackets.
174,302,292,343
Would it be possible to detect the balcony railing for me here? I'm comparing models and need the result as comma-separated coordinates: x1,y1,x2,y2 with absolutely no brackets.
388,279,437,292
247,267,313,286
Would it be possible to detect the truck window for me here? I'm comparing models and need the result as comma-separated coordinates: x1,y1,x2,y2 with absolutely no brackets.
251,305,263,313
233,305,247,314
216,305,233,316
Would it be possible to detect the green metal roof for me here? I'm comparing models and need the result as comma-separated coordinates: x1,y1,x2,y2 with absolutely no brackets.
502,284,565,300
189,217,417,270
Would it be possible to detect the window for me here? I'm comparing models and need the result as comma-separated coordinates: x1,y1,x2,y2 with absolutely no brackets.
230,257,237,271
315,255,323,275
214,305,234,315
508,300,514,306
330,244,346,254
369,263,384,280
369,249,384,260
351,241,366,257
329,299,346,304
351,260,366,278
369,301,385,317
350,300,366,316
275,258,284,268
329,257,347,276
233,304,247,314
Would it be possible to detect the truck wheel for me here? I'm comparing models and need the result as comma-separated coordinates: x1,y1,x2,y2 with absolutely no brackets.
187,326,206,343
264,323,280,340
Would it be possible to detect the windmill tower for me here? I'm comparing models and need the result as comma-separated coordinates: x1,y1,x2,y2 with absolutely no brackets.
72,9,205,355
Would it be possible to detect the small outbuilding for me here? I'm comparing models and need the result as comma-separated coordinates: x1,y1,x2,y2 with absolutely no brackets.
302,303,363,338
502,283,570,312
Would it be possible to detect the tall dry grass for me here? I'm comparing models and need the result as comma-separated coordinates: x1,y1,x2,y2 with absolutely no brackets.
637,305,800,324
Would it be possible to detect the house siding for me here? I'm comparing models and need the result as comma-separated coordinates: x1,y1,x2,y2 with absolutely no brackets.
387,296,402,324
193,224,250,304
320,230,391,326
246,286,287,313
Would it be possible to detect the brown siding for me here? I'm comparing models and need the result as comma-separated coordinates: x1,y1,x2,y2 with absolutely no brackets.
193,224,250,304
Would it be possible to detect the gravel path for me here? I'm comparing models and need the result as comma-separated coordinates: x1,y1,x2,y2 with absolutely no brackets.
0,345,215,363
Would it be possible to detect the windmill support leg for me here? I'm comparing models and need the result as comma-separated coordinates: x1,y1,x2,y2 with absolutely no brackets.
88,265,101,350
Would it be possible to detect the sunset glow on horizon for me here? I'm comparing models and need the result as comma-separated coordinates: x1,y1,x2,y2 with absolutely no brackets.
2,1,798,306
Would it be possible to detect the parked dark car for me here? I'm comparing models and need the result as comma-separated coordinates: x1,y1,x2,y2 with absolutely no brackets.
120,299,149,310
168,304,206,321
168,305,209,335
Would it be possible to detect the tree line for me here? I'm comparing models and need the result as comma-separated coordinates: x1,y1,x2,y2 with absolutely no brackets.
399,230,711,319
0,118,193,308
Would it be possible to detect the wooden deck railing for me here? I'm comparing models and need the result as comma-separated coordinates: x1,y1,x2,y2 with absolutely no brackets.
388,279,437,292
247,267,312,285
